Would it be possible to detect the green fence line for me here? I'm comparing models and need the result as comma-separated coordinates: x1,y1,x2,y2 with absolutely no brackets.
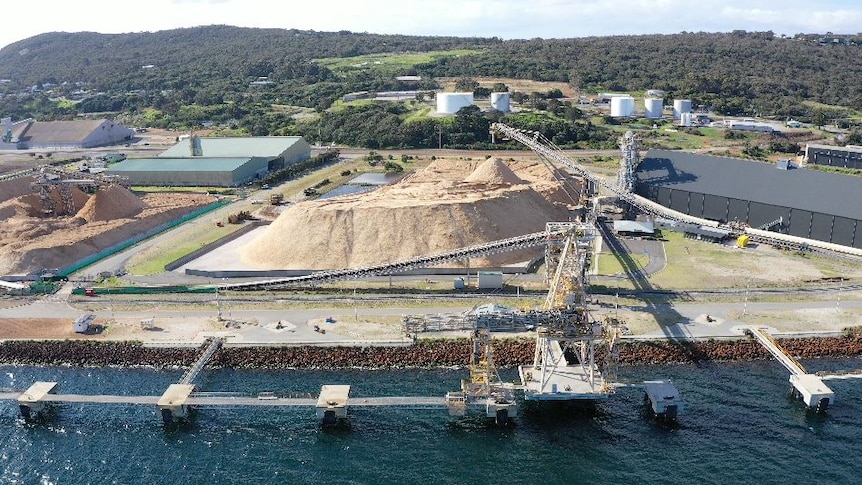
59,199,233,277
71,285,216,295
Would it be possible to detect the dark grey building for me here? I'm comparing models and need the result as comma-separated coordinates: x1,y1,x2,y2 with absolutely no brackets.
805,143,862,170
635,149,862,249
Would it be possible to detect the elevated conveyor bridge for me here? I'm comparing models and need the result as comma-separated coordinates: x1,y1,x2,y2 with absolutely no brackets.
218,229,564,291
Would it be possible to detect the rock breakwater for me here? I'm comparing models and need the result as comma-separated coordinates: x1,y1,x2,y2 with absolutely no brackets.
0,334,859,369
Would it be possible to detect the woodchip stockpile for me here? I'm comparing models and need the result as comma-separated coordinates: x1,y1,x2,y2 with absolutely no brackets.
240,157,582,270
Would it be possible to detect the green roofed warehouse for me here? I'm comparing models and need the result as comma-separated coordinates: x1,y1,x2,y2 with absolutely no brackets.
105,135,311,186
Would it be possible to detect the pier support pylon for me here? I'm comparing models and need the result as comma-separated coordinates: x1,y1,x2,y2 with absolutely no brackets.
158,384,196,424
17,382,58,420
317,385,350,426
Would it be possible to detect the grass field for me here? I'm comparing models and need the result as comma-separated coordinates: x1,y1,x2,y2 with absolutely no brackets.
316,49,484,72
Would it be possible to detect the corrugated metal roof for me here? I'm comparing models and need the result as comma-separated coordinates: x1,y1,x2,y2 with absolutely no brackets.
18,119,108,144
613,220,655,233
636,149,862,220
807,143,862,155
159,136,304,158
106,157,253,172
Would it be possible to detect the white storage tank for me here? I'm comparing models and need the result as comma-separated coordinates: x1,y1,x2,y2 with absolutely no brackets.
490,92,510,112
679,112,695,127
673,99,692,120
610,96,635,117
644,98,663,119
436,92,474,114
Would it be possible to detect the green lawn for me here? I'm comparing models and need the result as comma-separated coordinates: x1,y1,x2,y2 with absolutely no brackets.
403,106,432,123
596,253,649,275
127,223,240,275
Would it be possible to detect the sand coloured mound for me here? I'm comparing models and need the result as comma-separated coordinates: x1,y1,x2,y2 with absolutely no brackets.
75,184,144,222
239,159,578,270
463,157,525,185
0,176,36,204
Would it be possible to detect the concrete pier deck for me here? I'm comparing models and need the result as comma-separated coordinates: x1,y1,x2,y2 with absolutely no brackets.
519,340,609,401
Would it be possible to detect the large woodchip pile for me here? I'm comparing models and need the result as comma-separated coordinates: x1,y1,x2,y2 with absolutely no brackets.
240,157,581,270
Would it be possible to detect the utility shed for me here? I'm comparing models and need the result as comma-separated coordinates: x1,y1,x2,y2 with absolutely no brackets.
105,157,267,187
477,271,504,289
635,149,862,249
684,225,730,243
613,220,655,237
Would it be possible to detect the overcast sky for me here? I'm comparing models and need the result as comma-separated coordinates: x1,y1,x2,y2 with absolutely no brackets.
1,0,860,50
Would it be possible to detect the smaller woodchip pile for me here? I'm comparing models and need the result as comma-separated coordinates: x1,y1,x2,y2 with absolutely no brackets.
75,184,145,222
0,176,216,275
240,157,580,269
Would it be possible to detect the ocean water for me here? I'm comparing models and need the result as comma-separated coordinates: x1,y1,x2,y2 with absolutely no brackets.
1,358,861,485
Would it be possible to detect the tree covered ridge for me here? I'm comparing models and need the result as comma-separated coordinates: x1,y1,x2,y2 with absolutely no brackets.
0,25,499,89
416,32,862,118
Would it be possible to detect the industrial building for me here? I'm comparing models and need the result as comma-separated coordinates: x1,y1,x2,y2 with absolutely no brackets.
0,117,134,150
105,157,268,187
106,135,311,187
635,150,862,248
805,143,862,170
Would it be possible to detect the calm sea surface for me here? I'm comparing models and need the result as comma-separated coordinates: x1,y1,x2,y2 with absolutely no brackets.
1,358,861,485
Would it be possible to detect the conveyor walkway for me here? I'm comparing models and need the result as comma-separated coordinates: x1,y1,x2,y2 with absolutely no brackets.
178,337,223,385
748,327,806,376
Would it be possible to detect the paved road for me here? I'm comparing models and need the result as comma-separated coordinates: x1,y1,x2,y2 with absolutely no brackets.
4,291,860,345
622,299,862,340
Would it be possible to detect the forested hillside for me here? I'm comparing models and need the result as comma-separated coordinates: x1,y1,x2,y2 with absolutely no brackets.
417,31,862,119
0,26,496,89
0,27,860,149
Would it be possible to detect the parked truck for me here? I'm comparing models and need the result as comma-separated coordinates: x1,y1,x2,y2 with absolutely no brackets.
270,193,284,205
